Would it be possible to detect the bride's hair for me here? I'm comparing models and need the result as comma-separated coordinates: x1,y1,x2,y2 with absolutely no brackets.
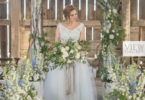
63,5,77,20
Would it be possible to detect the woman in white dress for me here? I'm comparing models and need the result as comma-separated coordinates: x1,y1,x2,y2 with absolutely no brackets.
43,5,97,100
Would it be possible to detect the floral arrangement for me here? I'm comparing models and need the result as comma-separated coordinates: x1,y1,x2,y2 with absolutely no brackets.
97,0,124,53
97,45,116,82
104,58,145,100
2,59,42,100
30,50,46,81
46,39,89,69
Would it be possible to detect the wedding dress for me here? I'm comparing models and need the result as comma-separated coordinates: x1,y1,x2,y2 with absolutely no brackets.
43,23,97,100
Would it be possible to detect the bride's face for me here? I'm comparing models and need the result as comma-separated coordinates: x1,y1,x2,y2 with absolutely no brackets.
69,10,78,22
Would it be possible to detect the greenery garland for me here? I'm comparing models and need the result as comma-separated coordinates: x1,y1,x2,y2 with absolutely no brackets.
97,0,124,54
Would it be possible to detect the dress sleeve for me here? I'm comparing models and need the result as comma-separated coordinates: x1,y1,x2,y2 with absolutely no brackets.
80,23,85,32
55,23,61,42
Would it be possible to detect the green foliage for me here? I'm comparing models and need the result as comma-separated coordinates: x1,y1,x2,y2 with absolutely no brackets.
97,0,125,53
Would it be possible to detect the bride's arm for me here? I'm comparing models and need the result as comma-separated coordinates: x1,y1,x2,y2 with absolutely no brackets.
79,26,85,41
55,25,60,42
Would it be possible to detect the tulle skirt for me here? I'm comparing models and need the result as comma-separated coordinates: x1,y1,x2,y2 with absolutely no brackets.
43,60,97,100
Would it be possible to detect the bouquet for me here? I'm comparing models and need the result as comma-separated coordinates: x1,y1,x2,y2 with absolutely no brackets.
46,39,89,70
2,59,42,100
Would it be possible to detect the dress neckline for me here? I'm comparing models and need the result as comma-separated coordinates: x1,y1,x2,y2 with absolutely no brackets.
60,23,82,31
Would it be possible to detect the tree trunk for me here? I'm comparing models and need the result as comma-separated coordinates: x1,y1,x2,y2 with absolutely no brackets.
31,0,42,50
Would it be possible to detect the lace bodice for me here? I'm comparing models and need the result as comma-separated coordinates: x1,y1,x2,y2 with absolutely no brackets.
57,23,85,42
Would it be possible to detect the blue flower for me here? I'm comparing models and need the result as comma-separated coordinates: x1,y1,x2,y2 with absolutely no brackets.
18,80,23,87
32,58,36,68
129,81,137,94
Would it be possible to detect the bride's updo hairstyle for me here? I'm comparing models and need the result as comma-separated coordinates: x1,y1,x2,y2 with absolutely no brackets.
63,5,77,20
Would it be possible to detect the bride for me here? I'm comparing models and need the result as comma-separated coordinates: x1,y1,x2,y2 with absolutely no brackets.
43,5,97,100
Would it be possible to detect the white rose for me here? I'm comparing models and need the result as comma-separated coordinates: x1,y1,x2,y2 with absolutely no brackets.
27,96,32,100
65,46,69,51
62,51,69,59
109,34,114,39
109,9,111,13
70,50,74,53
34,74,39,81
61,47,66,52
113,9,117,14
75,53,80,59
104,0,107,3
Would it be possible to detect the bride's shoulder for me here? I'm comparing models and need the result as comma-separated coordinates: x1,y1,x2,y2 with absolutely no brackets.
79,22,85,28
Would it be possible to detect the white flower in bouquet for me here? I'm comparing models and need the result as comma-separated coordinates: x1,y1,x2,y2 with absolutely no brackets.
61,47,66,53
74,43,81,49
34,74,39,81
75,53,80,59
70,50,74,54
113,9,117,14
65,46,70,51
109,9,111,13
62,51,69,59
27,95,32,100
109,34,114,39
